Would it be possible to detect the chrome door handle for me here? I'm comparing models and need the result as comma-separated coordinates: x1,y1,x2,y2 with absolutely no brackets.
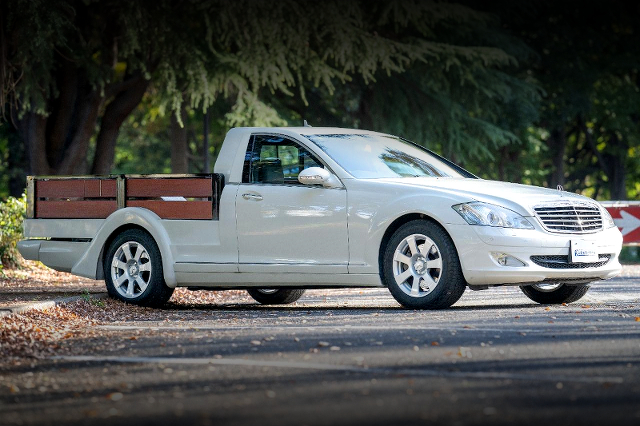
242,193,263,201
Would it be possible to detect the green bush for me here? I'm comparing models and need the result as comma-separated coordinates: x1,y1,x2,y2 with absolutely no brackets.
0,194,26,270
619,246,640,264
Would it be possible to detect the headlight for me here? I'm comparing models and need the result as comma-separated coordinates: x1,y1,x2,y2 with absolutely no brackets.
600,205,616,229
452,202,534,229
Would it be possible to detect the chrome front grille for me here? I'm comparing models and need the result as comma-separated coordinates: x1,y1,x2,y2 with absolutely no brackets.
534,202,603,234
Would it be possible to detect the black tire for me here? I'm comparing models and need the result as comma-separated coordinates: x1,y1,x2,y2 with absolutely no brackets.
247,288,306,305
104,229,174,307
520,283,590,304
382,220,466,309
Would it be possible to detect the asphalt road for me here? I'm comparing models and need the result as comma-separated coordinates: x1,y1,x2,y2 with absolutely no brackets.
2,277,640,426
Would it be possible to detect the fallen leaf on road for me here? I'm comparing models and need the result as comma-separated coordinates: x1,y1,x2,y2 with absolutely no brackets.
107,392,123,401
458,347,472,358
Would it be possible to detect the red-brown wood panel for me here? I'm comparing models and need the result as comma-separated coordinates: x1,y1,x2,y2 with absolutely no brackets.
36,180,85,198
126,200,212,219
84,179,117,198
35,200,117,219
126,178,212,198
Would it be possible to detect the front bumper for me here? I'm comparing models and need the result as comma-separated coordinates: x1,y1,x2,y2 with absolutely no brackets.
446,224,623,286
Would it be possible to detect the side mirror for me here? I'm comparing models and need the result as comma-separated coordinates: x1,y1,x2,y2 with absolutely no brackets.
298,167,342,188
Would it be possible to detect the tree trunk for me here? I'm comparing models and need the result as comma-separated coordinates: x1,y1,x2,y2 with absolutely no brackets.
57,90,104,175
497,146,507,181
170,109,189,173
546,128,566,188
357,86,374,131
7,126,26,197
606,133,627,200
579,118,626,199
17,112,50,175
47,58,78,168
91,75,149,174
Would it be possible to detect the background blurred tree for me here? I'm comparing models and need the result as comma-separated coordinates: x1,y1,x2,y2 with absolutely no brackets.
489,1,640,199
263,1,540,170
1,1,638,201
1,0,530,196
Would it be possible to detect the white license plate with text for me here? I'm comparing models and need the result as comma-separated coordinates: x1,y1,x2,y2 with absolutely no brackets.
570,240,599,263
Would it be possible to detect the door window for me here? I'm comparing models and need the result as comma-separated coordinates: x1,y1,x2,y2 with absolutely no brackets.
242,135,324,184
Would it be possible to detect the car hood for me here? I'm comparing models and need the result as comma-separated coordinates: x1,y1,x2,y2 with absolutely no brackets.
375,177,599,216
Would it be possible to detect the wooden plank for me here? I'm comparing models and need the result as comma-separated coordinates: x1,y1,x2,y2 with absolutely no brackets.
126,200,212,219
35,200,117,219
117,176,126,209
84,179,117,198
126,178,212,198
36,179,85,198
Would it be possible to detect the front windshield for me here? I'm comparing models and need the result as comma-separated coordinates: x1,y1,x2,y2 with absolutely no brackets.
305,134,473,179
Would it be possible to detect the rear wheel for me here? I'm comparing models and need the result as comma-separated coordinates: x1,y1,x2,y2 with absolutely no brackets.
104,229,174,307
382,220,466,309
247,288,306,305
520,283,590,304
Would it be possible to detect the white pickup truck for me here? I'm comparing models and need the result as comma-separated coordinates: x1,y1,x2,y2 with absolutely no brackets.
18,127,623,309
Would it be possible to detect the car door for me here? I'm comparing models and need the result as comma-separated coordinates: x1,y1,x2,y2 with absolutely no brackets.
236,134,349,273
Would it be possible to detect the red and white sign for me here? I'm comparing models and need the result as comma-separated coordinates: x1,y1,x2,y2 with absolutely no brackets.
601,202,640,245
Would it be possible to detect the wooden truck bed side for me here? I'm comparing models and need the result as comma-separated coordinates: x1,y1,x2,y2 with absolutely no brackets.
27,174,225,221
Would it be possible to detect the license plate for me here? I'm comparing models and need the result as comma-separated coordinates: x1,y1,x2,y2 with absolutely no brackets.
570,240,598,263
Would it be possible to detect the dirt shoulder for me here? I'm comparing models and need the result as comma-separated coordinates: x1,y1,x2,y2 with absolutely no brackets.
0,261,104,308
0,261,247,361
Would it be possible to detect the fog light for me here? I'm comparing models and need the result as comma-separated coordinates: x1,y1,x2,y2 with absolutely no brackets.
491,252,526,267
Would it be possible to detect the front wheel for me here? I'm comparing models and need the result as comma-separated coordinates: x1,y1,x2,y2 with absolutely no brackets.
382,220,466,309
247,288,306,305
520,283,590,304
104,229,174,307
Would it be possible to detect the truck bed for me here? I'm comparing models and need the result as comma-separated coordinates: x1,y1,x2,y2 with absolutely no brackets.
27,174,225,221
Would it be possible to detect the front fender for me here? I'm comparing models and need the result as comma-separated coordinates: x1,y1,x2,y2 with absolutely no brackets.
70,207,177,287
353,191,468,274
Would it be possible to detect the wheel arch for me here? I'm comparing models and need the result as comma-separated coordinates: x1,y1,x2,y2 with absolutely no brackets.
377,213,454,281
98,223,155,280
70,208,177,287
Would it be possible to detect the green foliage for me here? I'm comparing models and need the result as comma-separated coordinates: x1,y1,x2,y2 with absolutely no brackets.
0,194,26,270
112,98,172,175
620,246,640,265
260,2,541,166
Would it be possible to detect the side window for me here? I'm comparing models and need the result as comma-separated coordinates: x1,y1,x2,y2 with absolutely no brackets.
242,135,324,184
